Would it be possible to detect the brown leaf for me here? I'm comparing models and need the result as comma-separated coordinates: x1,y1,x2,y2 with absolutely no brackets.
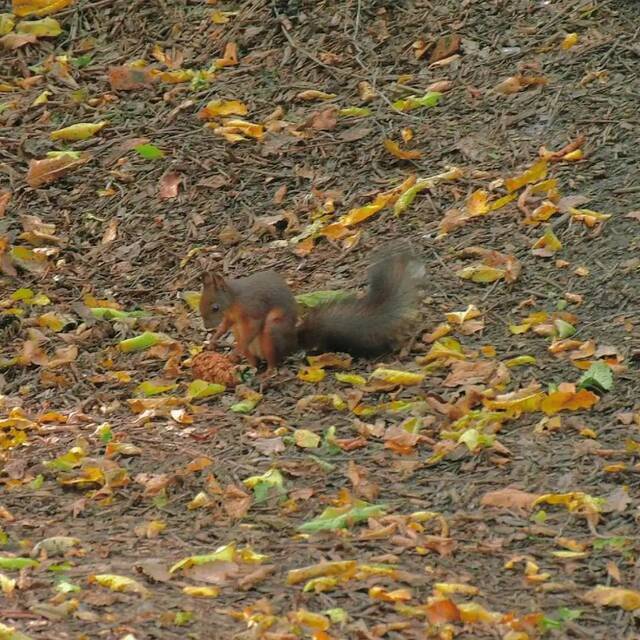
481,487,539,511
108,66,155,91
429,34,461,64
101,219,118,245
273,184,287,204
1,33,38,49
26,154,90,188
339,125,372,142
306,107,338,131
0,191,10,217
444,360,497,387
383,139,422,160
223,484,251,519
625,210,640,221
159,171,181,199
238,565,274,590
426,598,461,624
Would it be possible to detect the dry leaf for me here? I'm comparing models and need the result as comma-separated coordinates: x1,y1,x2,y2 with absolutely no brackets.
383,139,422,160
101,219,118,244
481,487,539,511
583,586,640,611
1,33,38,49
159,172,181,199
26,153,90,188
0,191,11,217
108,66,155,91
306,107,338,131
429,34,461,64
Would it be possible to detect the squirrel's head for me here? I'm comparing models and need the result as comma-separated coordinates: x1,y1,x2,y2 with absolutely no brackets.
200,270,231,329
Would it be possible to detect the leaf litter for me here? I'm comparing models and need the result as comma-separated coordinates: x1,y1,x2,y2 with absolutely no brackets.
0,0,639,638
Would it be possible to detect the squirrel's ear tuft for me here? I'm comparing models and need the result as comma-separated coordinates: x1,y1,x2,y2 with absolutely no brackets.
202,270,215,285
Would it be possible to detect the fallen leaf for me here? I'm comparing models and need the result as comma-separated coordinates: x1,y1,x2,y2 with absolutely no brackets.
26,153,90,187
383,139,422,160
583,586,640,611
159,172,181,199
13,0,74,17
429,34,461,64
481,487,539,511
306,107,338,131
108,65,155,91
0,33,37,49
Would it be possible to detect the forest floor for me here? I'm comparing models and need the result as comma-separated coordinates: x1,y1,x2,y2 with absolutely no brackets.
1,0,640,638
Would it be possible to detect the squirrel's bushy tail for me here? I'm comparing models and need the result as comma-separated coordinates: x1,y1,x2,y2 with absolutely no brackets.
297,242,423,356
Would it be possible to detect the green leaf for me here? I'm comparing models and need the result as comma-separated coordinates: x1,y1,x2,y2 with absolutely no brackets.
90,307,149,320
554,318,576,338
136,381,178,397
0,622,34,640
0,557,39,571
134,143,165,160
578,361,613,393
540,607,582,631
73,54,92,68
243,468,286,503
298,501,388,533
118,331,168,352
296,290,349,308
187,380,225,400
392,91,442,111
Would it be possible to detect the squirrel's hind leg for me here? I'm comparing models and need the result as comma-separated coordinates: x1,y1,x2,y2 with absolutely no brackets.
261,308,296,373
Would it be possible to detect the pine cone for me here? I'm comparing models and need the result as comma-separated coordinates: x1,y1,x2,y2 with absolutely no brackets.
191,351,239,387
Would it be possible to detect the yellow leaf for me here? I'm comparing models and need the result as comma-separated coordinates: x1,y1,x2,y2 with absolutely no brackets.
434,582,479,596
540,388,598,415
298,366,326,383
334,372,366,386
37,311,66,331
456,264,505,283
287,561,358,585
15,16,60,36
0,14,15,35
199,99,247,119
369,586,412,602
50,121,108,141
487,192,517,211
534,491,602,519
445,304,481,325
457,602,501,624
13,0,74,18
294,429,320,449
89,574,148,595
183,585,220,597
467,190,489,216
296,90,336,101
504,159,548,193
583,585,640,611
383,139,422,160
187,491,213,510
210,10,230,24
338,193,390,226
32,90,51,105
563,148,583,161
369,368,425,386
532,226,562,255
215,41,238,68
561,33,579,50
484,390,544,414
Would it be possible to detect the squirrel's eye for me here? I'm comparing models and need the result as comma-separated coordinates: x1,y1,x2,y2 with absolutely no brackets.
211,303,220,312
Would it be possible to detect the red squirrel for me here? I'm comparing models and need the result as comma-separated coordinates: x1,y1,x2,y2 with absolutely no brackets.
199,245,421,372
